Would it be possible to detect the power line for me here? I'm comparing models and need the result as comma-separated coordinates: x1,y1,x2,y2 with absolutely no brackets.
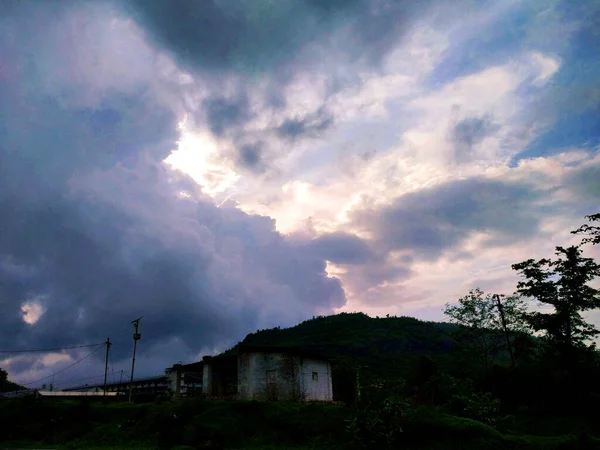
52,373,107,389
21,345,105,387
54,367,135,391
0,343,105,354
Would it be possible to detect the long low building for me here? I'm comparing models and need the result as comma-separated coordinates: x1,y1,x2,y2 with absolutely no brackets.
63,375,170,397
166,345,333,402
1,390,122,398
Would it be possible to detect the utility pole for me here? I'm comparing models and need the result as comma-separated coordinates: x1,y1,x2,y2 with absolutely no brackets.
356,366,361,403
494,294,515,369
103,337,111,397
356,365,368,404
128,317,143,403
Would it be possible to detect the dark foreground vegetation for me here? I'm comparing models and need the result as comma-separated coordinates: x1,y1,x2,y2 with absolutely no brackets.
0,396,598,450
1,213,600,449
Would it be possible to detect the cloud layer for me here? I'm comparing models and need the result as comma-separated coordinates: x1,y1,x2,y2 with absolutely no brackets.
1,0,599,386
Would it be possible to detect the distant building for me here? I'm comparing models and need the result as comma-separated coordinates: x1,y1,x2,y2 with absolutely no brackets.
164,361,204,398
1,390,122,398
63,375,170,398
201,345,333,402
38,391,122,397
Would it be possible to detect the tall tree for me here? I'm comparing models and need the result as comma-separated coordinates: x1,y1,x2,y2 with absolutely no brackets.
443,288,526,372
512,246,600,361
0,368,6,392
0,368,25,393
572,213,600,245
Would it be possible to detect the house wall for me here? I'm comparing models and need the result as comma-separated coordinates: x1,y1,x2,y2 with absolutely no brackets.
299,358,333,401
165,369,177,395
202,362,212,395
238,352,301,401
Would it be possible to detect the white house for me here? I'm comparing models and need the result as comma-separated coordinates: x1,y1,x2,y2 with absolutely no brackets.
201,345,333,402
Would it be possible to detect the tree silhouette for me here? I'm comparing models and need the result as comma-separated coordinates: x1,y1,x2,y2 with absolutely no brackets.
572,213,600,245
443,288,526,372
512,246,600,363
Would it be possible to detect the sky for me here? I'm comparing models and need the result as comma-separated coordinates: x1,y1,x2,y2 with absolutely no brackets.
0,0,599,389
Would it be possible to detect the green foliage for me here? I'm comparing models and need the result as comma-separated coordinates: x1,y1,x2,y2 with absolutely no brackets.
444,289,526,372
512,245,600,356
447,390,501,427
572,213,600,246
0,398,350,449
0,367,26,392
2,396,600,449
345,379,409,449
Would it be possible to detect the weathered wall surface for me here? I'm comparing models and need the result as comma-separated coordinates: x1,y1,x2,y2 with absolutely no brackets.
299,358,332,401
237,352,333,401
202,363,212,395
238,352,302,401
165,369,177,394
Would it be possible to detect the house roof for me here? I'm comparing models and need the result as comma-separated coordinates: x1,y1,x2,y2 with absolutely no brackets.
235,344,330,361
166,360,204,373
180,361,204,372
167,345,330,372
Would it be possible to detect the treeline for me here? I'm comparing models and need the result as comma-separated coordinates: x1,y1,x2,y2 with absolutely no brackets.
0,368,25,393
441,213,600,410
347,212,600,448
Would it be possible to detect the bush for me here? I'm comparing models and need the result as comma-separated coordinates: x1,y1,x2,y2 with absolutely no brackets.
448,391,502,426
345,383,409,449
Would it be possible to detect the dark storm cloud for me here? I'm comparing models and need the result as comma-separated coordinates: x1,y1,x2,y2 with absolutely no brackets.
203,94,252,137
0,2,346,381
117,0,432,75
238,143,265,171
450,116,500,163
277,107,335,140
0,154,346,373
306,232,376,265
353,177,547,261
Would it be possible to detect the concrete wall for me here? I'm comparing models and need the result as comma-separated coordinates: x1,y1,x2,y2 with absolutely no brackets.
165,369,177,395
299,358,332,401
237,352,332,401
238,352,302,401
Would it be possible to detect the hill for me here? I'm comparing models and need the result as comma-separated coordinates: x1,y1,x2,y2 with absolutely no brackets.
220,312,474,401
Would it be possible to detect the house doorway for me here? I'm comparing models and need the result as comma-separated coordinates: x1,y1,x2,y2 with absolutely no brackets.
266,369,278,401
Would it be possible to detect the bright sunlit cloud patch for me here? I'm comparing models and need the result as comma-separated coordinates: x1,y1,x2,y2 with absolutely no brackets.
165,119,240,198
21,300,44,325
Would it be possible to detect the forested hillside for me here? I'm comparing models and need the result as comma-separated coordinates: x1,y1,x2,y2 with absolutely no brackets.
243,313,463,401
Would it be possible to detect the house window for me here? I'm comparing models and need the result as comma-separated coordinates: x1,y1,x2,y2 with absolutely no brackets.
312,372,318,382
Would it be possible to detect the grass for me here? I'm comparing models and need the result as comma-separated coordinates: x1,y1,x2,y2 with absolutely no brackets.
1,398,599,449
0,398,349,449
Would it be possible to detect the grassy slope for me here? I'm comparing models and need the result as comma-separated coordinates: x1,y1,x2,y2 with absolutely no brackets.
1,398,598,450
